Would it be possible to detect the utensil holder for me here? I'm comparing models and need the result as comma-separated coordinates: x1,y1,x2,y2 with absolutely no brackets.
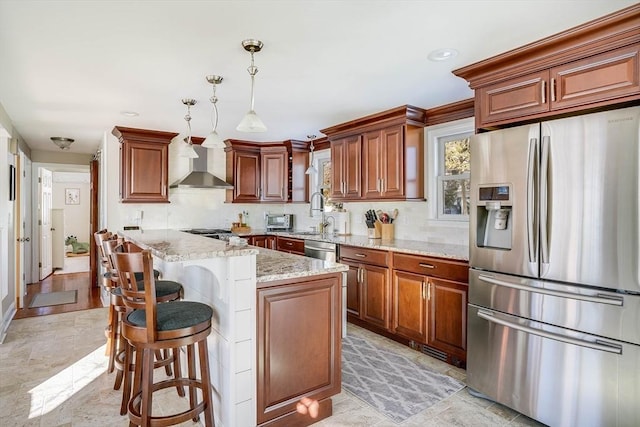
368,222,382,239
380,223,394,240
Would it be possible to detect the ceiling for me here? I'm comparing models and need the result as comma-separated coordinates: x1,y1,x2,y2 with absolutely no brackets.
0,0,635,155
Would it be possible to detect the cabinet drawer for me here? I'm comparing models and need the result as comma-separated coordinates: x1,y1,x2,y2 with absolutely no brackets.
392,252,468,282
276,236,304,254
339,245,388,267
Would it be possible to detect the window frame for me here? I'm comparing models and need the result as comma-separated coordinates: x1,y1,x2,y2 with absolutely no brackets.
425,118,474,223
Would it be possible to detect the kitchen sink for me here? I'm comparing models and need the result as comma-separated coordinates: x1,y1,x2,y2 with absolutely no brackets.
290,231,322,236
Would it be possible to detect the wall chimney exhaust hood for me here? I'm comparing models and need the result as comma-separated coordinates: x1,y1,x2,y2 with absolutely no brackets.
170,144,233,189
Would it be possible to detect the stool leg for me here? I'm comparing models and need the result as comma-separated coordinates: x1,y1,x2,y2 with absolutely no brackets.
140,348,154,426
187,344,199,422
172,347,185,397
120,341,134,416
108,307,120,375
199,338,215,427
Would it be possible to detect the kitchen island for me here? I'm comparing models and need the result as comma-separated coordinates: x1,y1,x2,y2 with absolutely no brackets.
120,229,347,427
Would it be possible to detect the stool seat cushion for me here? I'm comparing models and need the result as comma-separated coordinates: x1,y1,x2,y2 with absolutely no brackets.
111,280,182,297
127,301,213,331
134,269,161,281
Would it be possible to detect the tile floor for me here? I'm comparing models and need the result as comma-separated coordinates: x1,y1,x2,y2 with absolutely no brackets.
0,308,546,426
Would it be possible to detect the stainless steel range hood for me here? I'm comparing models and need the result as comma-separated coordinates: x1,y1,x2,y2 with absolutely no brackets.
170,144,233,189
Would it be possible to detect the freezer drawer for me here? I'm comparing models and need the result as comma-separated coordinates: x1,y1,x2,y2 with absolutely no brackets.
469,268,640,346
468,304,640,427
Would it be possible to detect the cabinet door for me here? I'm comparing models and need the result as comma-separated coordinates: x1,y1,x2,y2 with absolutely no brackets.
361,264,390,330
233,151,261,202
380,125,404,198
261,151,288,202
256,276,341,424
362,130,383,198
392,270,427,342
276,236,304,255
478,70,550,127
122,140,169,203
343,261,360,317
550,43,640,111
330,135,361,200
265,235,277,250
428,277,467,358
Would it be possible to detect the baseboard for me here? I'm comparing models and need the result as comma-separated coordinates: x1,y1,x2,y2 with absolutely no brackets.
0,301,17,344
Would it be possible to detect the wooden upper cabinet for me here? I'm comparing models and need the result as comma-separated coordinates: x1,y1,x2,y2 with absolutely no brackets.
225,140,309,203
478,70,550,125
261,148,288,202
112,126,178,203
330,135,361,200
454,4,640,130
322,105,426,201
362,125,404,199
550,43,640,110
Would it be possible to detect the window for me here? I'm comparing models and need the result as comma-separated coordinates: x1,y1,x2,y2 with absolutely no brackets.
426,118,473,222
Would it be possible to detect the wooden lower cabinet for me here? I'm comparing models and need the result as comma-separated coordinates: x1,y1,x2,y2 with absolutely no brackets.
392,270,428,343
250,235,277,250
360,264,390,330
344,262,360,317
256,273,342,426
275,236,305,255
428,277,467,361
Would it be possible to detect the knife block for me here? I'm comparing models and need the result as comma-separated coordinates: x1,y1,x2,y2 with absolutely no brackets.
368,222,382,239
380,223,394,240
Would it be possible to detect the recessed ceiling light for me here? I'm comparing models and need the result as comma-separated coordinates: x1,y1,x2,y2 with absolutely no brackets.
428,48,458,62
120,111,139,117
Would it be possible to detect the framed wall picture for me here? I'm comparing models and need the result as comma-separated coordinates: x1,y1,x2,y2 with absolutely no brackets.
65,188,80,205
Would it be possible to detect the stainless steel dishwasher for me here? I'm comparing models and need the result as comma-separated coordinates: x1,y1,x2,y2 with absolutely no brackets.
303,239,337,262
303,240,346,337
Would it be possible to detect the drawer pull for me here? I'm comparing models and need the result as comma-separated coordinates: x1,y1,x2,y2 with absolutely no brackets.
286,242,293,246
355,253,367,258
419,263,435,269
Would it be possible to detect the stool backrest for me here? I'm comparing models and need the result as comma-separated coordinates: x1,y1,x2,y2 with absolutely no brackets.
111,250,158,343
94,230,114,267
102,237,125,287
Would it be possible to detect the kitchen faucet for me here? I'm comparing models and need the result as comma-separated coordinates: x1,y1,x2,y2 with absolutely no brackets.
309,191,324,217
320,215,335,237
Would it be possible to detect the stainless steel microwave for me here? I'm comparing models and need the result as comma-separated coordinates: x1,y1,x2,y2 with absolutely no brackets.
265,213,293,230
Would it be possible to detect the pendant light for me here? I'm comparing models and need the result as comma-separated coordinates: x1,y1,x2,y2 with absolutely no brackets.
305,135,318,175
237,39,267,132
180,98,198,158
202,75,225,148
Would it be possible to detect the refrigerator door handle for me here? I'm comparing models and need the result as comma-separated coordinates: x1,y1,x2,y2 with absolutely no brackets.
540,135,550,266
476,309,622,354
527,137,538,263
478,274,624,306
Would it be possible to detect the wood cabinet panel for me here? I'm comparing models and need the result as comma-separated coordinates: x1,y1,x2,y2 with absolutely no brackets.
478,70,550,126
550,43,640,110
233,150,261,202
276,236,304,255
261,150,287,202
339,245,388,267
330,135,361,200
392,253,468,282
257,275,341,425
112,126,177,203
428,277,468,359
392,270,427,342
362,125,404,199
360,264,390,330
343,260,361,317
251,235,277,250
362,130,382,198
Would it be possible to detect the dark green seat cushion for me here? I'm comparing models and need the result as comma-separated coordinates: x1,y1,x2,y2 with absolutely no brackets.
127,301,213,331
111,280,182,297
134,269,161,281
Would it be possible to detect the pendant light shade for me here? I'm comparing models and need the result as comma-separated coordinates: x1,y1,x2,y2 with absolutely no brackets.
203,75,225,148
237,39,267,133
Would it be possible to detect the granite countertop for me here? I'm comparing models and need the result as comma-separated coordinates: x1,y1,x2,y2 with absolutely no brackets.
256,248,348,283
120,229,258,262
237,229,469,261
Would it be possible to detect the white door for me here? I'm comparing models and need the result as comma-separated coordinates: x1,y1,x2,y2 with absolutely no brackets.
20,152,32,306
39,168,53,280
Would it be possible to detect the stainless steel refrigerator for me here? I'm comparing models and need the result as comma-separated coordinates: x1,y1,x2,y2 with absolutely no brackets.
468,105,640,427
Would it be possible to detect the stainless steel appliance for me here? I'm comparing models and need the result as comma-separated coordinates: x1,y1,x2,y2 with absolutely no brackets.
182,228,236,241
264,213,293,231
468,106,640,427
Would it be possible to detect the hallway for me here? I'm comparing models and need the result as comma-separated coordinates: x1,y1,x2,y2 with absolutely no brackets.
13,271,102,320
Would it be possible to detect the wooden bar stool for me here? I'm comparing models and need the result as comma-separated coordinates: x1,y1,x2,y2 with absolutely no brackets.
111,250,215,426
103,239,183,416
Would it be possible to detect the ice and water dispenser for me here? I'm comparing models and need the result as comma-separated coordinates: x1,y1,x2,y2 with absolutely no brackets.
475,185,512,250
